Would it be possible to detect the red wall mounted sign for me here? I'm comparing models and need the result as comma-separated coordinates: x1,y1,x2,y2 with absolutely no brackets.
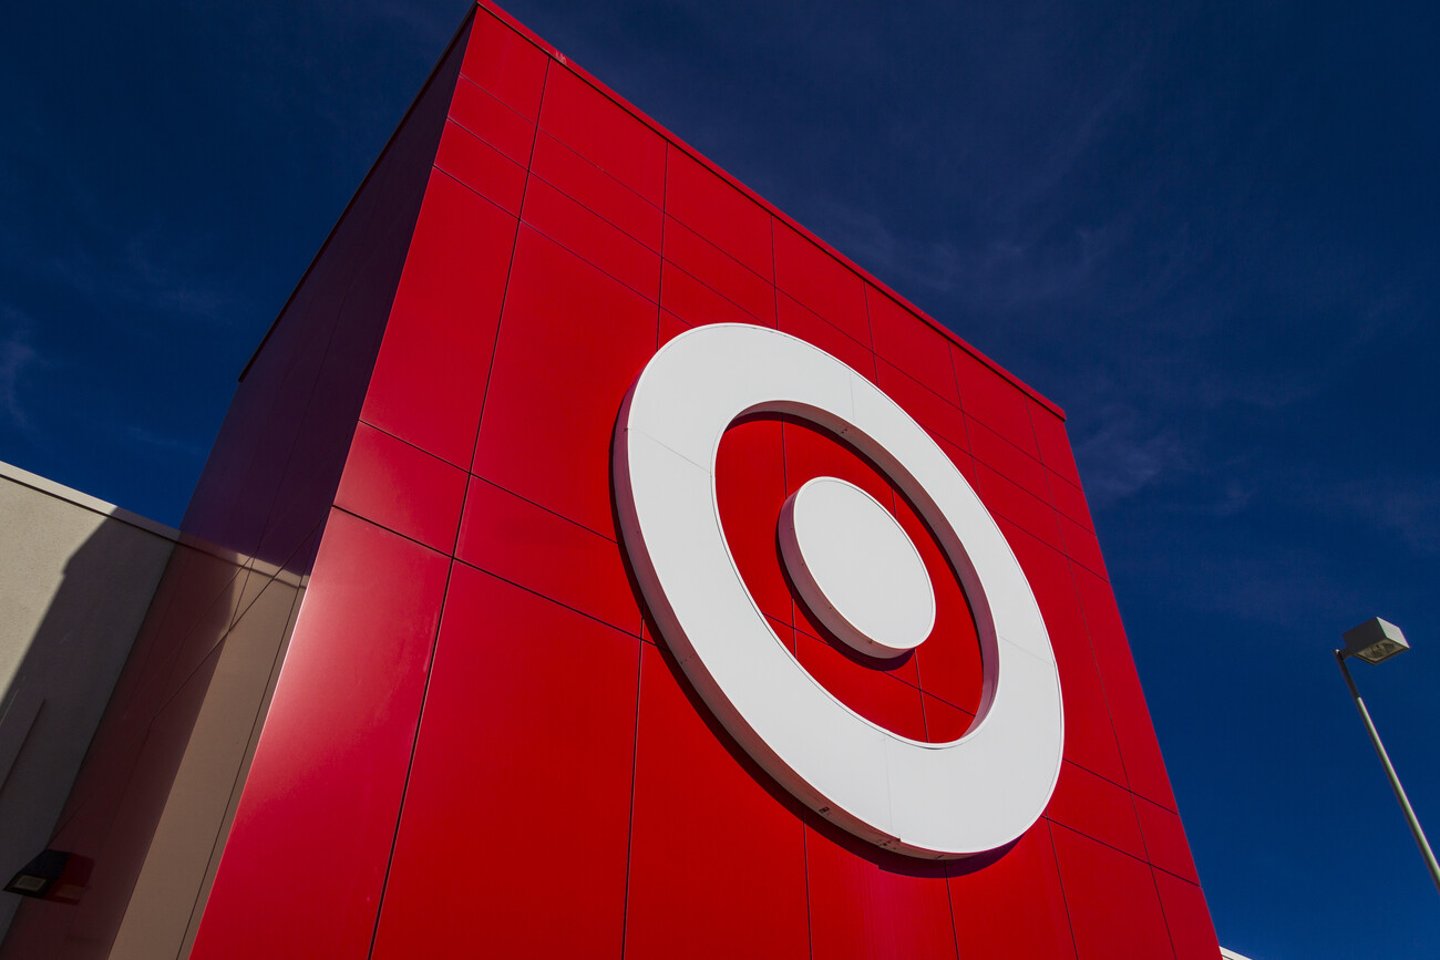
192,5,1220,956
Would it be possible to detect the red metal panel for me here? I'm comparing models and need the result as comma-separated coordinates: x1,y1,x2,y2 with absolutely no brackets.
805,823,959,960
1154,871,1222,960
947,823,1077,960
521,174,661,298
360,170,518,467
189,511,449,959
1047,469,1095,528
335,422,468,552
1060,512,1111,580
783,418,894,510
455,475,642,635
222,293,338,561
968,417,1051,501
624,643,810,959
471,227,658,537
1052,825,1176,960
658,308,690,346
778,293,876,380
663,260,768,329
370,565,639,959
876,359,971,451
773,220,870,344
448,74,535,163
460,8,547,119
951,344,1041,456
867,286,961,405
666,145,774,279
531,131,663,249
982,468,1068,551
1029,403,1084,488
434,120,526,213
1045,761,1147,860
663,216,776,323
538,66,665,204
1137,796,1202,884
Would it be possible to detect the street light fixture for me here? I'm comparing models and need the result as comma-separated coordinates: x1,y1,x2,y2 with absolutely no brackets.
1342,617,1410,664
1334,618,1440,894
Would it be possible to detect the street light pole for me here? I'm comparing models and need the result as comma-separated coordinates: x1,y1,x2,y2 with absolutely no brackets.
1334,618,1440,895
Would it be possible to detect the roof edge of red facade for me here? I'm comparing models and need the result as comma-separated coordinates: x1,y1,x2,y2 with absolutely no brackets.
470,0,1066,422
241,0,1066,422
237,10,479,384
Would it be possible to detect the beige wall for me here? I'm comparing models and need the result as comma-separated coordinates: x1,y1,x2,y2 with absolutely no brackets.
0,462,175,940
0,464,315,959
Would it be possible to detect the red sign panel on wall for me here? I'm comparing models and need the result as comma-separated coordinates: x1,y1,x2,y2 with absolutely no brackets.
181,3,1221,957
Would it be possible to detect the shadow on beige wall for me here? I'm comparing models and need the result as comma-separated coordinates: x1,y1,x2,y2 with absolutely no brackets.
0,467,175,941
0,465,317,960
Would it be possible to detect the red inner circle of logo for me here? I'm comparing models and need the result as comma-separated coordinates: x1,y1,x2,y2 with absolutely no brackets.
717,414,983,742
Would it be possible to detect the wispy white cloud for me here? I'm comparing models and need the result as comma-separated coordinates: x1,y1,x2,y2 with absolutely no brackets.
0,199,242,334
125,424,207,461
1312,475,1440,557
810,177,1198,333
1182,549,1356,626
1072,402,1192,505
0,314,38,430
1209,478,1258,518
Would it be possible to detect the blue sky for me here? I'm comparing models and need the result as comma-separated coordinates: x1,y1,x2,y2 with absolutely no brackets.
3,1,1438,955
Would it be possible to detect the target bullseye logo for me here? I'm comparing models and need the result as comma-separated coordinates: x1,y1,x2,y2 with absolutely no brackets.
614,323,1063,859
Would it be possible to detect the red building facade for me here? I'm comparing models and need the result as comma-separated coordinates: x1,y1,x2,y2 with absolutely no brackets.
3,3,1221,957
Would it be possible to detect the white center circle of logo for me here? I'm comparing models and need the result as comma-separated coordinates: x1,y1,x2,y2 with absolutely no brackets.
614,323,1063,859
780,476,935,658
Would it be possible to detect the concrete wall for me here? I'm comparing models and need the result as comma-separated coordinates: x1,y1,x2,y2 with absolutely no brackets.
0,462,175,939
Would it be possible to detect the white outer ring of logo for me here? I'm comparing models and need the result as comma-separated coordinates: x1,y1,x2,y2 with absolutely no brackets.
614,323,1063,859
